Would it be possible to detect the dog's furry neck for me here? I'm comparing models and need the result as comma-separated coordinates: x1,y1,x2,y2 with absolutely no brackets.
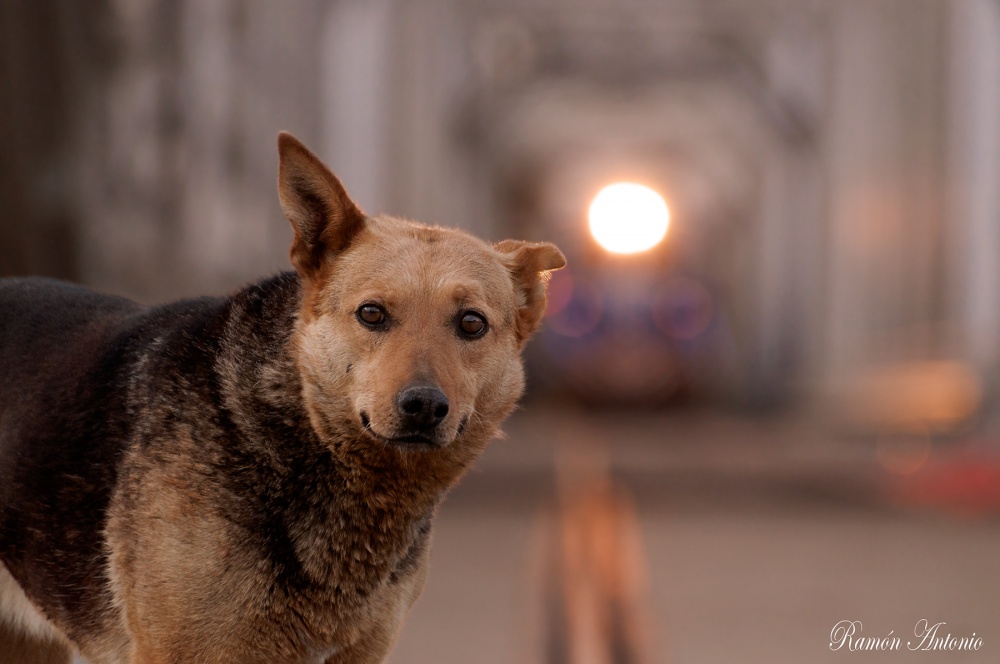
210,274,474,614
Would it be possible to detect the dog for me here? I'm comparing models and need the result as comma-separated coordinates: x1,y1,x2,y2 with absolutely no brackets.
0,132,565,664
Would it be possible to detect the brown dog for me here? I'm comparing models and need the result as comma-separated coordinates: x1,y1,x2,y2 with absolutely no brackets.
0,133,564,663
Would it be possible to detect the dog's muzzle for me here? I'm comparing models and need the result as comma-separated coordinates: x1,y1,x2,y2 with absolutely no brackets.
396,384,449,432
358,384,454,449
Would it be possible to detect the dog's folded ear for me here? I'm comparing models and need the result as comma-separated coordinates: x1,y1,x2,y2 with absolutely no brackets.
277,132,366,280
494,240,567,344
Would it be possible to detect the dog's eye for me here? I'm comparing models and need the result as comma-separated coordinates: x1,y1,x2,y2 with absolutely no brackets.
458,311,488,338
357,304,387,328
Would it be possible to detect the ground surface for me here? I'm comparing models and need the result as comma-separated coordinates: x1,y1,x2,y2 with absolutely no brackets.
388,407,1000,664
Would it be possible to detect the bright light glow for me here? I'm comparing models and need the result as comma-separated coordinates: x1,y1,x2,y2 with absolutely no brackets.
588,183,670,254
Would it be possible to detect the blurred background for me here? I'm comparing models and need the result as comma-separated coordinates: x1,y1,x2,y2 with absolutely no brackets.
3,0,1000,662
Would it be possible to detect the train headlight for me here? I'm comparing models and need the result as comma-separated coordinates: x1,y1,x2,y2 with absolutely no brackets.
587,182,669,255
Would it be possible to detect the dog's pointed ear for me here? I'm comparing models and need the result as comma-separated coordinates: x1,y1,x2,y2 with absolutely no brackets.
277,132,366,280
495,240,567,344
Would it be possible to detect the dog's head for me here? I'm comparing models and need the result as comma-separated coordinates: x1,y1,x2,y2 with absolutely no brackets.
276,133,564,461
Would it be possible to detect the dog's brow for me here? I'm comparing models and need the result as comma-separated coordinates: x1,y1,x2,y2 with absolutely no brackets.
356,292,389,304
449,284,486,304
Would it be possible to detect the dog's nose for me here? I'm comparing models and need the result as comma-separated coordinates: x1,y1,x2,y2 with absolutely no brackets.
397,385,449,431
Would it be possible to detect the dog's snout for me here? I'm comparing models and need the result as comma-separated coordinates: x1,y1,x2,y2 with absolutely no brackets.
397,385,449,430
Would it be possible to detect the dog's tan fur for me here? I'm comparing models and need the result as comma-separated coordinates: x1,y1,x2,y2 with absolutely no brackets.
0,133,564,663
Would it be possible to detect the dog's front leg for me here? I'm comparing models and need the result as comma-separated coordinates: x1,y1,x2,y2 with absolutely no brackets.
325,597,416,664
324,627,395,664
327,547,430,664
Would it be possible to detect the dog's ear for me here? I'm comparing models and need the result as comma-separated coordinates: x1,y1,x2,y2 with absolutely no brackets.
495,240,567,344
277,132,366,279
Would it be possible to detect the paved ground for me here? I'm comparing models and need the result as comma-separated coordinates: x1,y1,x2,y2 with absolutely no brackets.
387,407,1000,664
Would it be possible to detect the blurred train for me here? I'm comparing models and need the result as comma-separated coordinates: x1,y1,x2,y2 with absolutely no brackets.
528,180,735,407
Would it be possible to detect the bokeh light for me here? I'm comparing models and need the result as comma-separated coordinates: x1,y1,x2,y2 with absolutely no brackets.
588,182,670,254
